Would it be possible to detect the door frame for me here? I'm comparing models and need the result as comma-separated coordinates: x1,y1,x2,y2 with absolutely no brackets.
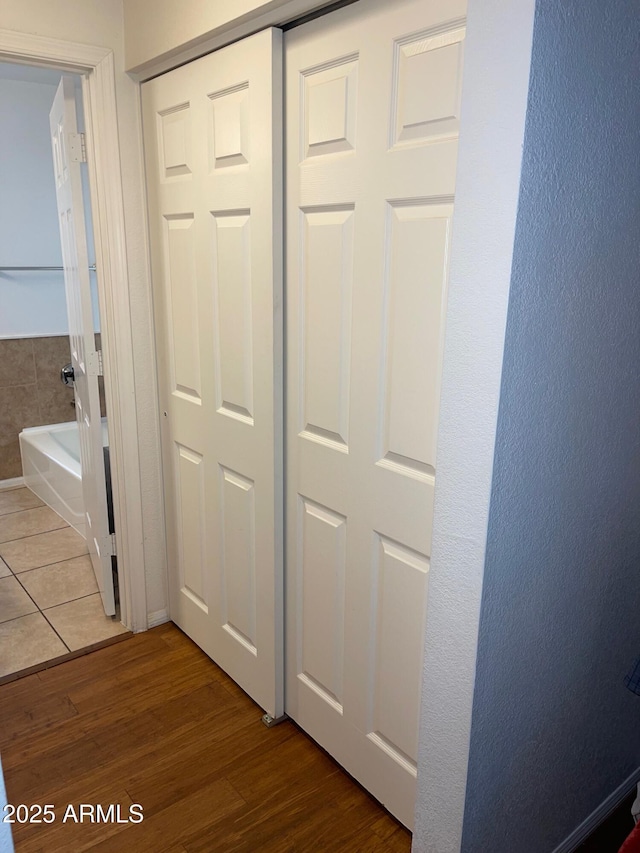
0,28,148,631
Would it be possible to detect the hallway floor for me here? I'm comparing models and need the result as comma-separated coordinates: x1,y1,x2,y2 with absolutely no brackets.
0,491,631,851
1,622,412,852
0,485,129,681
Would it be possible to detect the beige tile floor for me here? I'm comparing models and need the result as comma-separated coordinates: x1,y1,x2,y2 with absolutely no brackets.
0,485,130,680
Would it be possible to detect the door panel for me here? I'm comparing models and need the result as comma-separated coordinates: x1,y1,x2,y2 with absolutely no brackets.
142,29,283,717
285,0,465,827
49,77,114,616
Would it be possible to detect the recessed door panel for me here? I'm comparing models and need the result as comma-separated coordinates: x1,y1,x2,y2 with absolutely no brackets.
209,84,249,170
392,25,465,146
298,497,346,709
176,443,206,609
303,58,358,158
300,206,354,448
158,103,192,179
220,466,257,652
380,202,452,474
370,534,429,766
164,214,200,401
212,211,253,422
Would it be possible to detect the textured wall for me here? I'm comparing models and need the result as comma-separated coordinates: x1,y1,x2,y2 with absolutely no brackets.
461,1,640,851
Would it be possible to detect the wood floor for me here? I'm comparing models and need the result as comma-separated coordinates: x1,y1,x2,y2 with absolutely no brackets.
1,623,412,852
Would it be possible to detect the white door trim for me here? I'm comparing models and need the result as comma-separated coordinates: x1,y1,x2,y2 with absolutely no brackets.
0,28,148,632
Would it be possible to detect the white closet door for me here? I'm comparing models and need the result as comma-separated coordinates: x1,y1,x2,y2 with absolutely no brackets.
285,0,465,827
50,77,115,616
142,29,284,717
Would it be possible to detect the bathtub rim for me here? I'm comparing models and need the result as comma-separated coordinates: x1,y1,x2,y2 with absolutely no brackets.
20,421,82,480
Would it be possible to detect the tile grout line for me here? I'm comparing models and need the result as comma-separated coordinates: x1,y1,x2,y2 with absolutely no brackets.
0,609,39,629
39,607,72,653
12,552,92,579
6,541,102,650
0,500,128,677
0,514,73,542
2,569,40,616
42,591,105,615
2,548,90,576
0,578,102,626
0,503,46,518
0,520,69,545
0,506,68,522
8,568,72,654
5,561,125,656
0,517,82,657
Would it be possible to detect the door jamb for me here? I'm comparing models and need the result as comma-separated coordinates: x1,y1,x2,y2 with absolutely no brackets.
0,28,148,632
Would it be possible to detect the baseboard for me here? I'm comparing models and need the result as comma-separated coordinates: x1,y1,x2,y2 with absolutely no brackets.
0,477,25,491
147,609,169,629
552,766,640,853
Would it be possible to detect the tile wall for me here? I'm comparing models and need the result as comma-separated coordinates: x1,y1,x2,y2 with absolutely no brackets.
0,336,75,481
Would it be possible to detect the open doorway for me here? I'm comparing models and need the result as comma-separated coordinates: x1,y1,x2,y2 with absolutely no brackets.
0,27,152,642
0,62,129,679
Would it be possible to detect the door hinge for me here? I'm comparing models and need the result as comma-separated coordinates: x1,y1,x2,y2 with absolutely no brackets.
87,349,104,376
98,532,117,558
69,132,87,163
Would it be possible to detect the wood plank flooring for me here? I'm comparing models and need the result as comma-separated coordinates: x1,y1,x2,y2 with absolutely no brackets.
0,623,412,852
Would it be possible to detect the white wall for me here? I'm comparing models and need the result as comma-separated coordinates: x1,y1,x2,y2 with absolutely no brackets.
123,0,344,74
124,0,282,69
0,73,67,337
0,0,167,618
0,67,102,338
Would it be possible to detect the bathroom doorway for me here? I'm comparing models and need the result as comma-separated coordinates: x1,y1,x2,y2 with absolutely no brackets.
0,61,128,679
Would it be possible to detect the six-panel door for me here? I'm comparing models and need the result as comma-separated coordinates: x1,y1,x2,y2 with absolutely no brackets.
285,0,465,827
142,29,284,718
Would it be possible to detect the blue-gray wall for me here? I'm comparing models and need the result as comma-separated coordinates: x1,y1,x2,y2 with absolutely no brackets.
461,1,640,851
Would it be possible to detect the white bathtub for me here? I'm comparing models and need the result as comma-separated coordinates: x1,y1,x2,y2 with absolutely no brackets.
19,420,108,539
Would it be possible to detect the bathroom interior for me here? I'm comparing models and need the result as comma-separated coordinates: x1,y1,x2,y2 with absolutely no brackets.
0,61,130,681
